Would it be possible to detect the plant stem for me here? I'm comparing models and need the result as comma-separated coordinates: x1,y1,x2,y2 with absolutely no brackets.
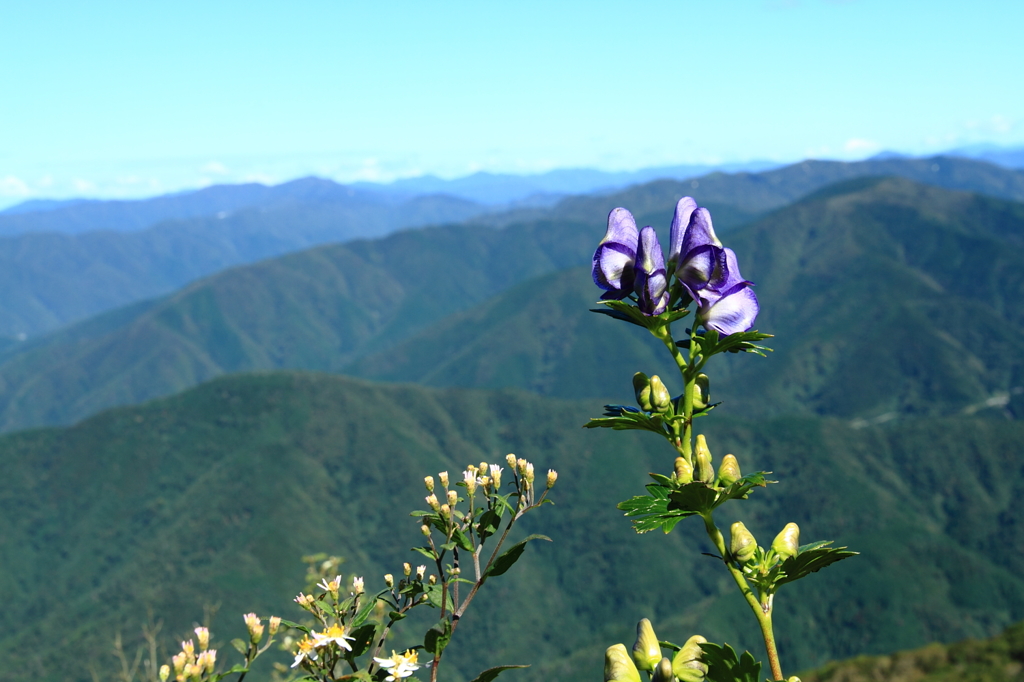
700,513,784,681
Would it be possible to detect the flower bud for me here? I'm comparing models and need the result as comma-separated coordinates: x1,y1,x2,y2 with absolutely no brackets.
730,522,757,563
172,652,187,675
243,613,264,645
462,470,478,495
403,563,412,576
717,454,741,487
440,503,451,517
506,453,518,468
269,616,281,635
694,435,714,484
653,658,675,682
772,522,800,561
439,471,449,488
787,677,802,682
447,490,458,507
194,627,210,651
421,524,431,536
352,576,364,594
384,574,394,588
546,469,558,489
425,494,440,511
479,461,489,475
159,664,170,682
424,476,434,492
604,644,641,682
428,574,437,585
631,618,661,672
416,565,426,580
649,375,672,413
180,640,195,659
674,457,693,485
672,635,708,682
693,374,710,410
490,464,503,489
517,458,528,475
633,372,654,411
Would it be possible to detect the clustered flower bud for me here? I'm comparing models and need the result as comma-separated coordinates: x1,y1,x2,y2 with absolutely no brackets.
424,475,434,492
439,471,449,488
631,618,661,671
506,453,518,468
440,503,451,517
384,573,394,588
421,524,431,536
633,372,654,411
447,489,458,507
403,563,412,576
546,469,558,489
268,615,281,635
674,457,694,485
694,434,715,484
294,592,315,609
772,522,800,561
159,664,170,681
648,375,672,413
244,612,264,645
425,494,440,511
717,454,741,487
730,521,758,563
673,635,708,682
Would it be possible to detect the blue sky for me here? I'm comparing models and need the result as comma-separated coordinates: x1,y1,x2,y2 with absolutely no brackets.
1,0,1022,206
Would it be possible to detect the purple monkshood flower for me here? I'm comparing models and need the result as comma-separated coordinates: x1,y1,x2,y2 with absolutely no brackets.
696,247,759,335
671,201,724,300
634,226,670,316
592,207,639,300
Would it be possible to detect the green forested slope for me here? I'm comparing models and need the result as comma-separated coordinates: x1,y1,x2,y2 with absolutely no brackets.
0,372,1021,681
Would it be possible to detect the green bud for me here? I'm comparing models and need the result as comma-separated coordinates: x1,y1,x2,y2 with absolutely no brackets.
605,644,641,682
649,375,672,413
772,522,800,561
694,374,710,410
717,454,741,487
674,457,693,485
672,635,708,682
652,658,674,682
694,434,714,484
631,618,661,672
633,373,654,411
787,678,802,682
730,522,758,563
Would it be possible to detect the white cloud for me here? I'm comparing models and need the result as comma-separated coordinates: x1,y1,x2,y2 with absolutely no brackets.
0,175,31,197
202,161,229,174
843,138,881,153
72,178,96,193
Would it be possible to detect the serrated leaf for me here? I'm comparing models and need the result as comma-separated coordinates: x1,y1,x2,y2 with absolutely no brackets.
649,472,675,487
468,664,530,682
700,642,762,682
423,619,452,655
668,482,719,514
483,534,551,579
775,545,858,587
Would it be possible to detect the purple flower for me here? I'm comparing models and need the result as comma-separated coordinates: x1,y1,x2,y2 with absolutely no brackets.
592,207,639,300
696,247,759,335
671,201,723,300
634,227,669,316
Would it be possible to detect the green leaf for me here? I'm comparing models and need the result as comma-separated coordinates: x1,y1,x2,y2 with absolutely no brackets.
230,638,249,655
423,619,452,655
667,482,719,514
351,589,388,627
468,664,530,682
477,509,502,541
774,544,858,588
411,546,437,560
388,610,407,621
452,527,475,552
278,619,310,634
348,623,377,656
424,583,447,609
483,534,552,579
700,642,762,682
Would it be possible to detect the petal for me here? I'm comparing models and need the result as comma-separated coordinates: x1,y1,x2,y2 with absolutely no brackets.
668,197,698,264
700,286,759,335
635,226,666,276
634,227,669,315
679,207,722,264
706,247,753,295
676,243,720,298
593,242,636,291
599,208,639,249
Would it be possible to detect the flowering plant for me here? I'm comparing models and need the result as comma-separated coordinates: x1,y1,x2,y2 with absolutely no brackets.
589,198,857,682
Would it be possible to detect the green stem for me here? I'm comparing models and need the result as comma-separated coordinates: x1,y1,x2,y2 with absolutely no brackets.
701,513,784,681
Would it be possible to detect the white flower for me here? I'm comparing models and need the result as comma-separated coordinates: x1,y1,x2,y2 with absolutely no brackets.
291,636,318,668
312,624,354,651
374,649,421,681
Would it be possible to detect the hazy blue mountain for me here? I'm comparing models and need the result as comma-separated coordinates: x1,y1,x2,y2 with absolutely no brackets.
946,143,1024,169
0,191,484,338
0,176,463,236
